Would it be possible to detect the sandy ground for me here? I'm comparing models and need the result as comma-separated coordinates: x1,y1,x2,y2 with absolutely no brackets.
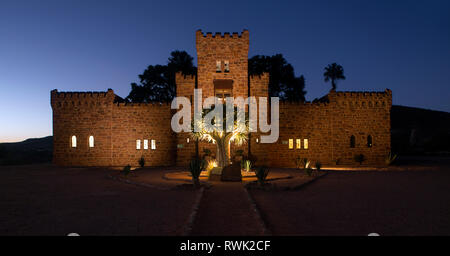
251,169,450,235
1,161,450,236
0,164,197,235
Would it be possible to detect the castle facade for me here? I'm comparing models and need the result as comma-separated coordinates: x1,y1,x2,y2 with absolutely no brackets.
51,30,392,167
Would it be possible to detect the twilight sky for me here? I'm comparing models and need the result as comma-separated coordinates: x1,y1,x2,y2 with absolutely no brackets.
0,0,449,142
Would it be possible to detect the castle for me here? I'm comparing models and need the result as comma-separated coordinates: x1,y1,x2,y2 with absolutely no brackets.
51,30,392,167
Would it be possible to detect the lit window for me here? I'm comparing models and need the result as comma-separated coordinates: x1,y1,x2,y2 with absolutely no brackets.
71,135,77,148
151,139,156,150
289,139,294,149
144,139,148,150
136,140,141,150
350,135,355,148
256,138,259,143
216,61,221,72
303,139,309,149
296,139,301,149
187,138,190,143
224,60,229,72
88,136,94,148
367,135,372,148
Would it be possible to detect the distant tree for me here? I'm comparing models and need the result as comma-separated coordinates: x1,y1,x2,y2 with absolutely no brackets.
249,54,306,101
323,63,345,91
126,50,197,102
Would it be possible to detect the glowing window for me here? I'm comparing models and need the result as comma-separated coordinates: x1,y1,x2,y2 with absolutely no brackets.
224,60,230,72
187,138,190,143
88,136,94,148
151,140,156,150
136,140,141,150
289,139,294,149
71,135,77,148
350,135,355,148
144,139,148,150
296,139,301,149
367,135,373,148
216,61,221,72
256,138,259,143
303,139,309,149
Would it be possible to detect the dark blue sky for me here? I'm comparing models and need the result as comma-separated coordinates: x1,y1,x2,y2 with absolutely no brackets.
1,0,449,142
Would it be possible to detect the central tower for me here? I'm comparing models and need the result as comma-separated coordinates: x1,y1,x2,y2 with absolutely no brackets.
196,30,249,100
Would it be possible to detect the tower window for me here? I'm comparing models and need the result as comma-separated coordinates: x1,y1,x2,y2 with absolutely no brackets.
224,60,229,72
71,135,77,148
144,139,149,150
367,135,373,148
136,140,141,150
216,61,221,72
151,140,156,150
88,136,94,148
350,135,356,148
289,139,294,149
303,139,309,149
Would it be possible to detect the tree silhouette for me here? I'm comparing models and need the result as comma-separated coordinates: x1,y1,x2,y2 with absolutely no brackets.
323,63,345,91
126,50,196,102
249,54,306,101
127,52,307,102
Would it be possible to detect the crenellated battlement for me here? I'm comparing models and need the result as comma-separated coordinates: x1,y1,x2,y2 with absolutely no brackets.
328,89,392,109
196,29,249,39
114,102,171,107
50,89,115,108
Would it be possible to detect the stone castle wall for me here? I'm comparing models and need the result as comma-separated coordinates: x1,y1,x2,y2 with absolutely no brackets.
51,89,176,167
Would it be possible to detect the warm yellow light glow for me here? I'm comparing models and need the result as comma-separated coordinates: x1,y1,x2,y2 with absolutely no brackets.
71,135,77,148
143,139,148,150
136,140,141,150
207,160,218,171
151,139,156,150
89,136,94,148
296,139,301,149
289,139,293,149
304,139,309,149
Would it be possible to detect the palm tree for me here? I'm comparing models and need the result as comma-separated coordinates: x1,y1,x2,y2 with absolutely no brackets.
323,63,345,91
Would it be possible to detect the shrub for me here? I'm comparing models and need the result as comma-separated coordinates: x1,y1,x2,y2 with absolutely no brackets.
354,154,366,165
315,161,322,171
295,157,303,169
122,165,131,176
385,152,397,165
244,160,252,172
189,158,205,187
305,167,313,177
255,166,269,185
138,156,145,168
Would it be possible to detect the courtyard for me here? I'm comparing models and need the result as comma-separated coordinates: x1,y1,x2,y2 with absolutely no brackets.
1,159,450,236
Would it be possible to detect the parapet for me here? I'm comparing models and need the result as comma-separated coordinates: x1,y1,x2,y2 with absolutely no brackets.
51,89,115,108
328,89,392,108
196,29,249,40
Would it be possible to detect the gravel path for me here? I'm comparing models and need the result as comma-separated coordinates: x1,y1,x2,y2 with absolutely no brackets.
190,182,264,236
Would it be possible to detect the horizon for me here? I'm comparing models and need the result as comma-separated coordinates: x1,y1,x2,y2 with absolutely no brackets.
1,0,449,142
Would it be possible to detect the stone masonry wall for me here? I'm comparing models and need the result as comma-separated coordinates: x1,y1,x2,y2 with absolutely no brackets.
51,89,176,167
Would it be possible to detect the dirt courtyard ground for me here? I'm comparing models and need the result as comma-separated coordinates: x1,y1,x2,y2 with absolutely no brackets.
251,169,450,235
1,159,450,236
0,164,197,235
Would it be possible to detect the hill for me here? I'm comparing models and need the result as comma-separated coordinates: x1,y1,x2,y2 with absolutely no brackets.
0,136,53,165
391,105,450,154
